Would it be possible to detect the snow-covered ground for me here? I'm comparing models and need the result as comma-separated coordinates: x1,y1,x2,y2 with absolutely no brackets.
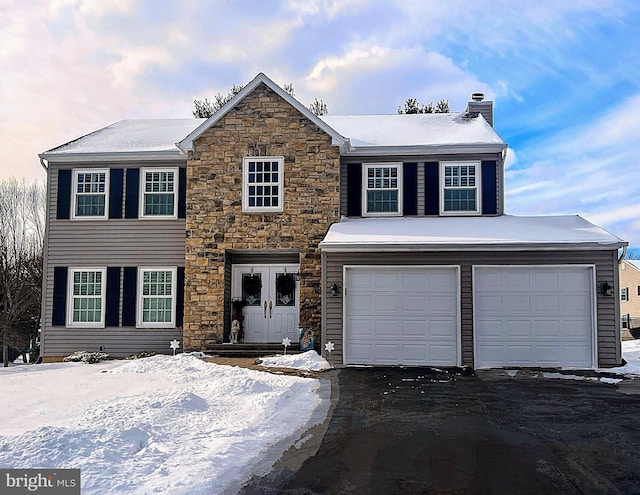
0,354,331,494
609,339,640,375
260,350,332,371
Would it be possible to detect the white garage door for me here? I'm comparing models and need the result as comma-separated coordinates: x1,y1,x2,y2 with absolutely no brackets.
344,267,459,366
474,266,595,369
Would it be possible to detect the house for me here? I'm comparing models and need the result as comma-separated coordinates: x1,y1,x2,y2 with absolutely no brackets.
619,259,640,339
38,72,627,369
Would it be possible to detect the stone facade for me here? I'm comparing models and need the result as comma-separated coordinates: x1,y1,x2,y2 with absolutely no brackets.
183,83,341,349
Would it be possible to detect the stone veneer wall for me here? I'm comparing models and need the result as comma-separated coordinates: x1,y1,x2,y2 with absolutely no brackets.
184,83,341,349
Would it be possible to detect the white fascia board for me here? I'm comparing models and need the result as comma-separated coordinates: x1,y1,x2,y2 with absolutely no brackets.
38,151,187,163
342,143,507,157
178,72,348,152
319,242,627,252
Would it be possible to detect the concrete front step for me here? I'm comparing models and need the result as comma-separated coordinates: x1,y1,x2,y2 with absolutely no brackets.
205,343,302,358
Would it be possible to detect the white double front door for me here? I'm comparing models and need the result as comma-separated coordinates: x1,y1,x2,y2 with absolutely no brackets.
231,264,300,343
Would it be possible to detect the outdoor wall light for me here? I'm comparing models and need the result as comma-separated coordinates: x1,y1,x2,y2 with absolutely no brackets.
329,283,340,297
602,281,613,297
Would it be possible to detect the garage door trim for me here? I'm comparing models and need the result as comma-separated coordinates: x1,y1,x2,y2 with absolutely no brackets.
343,265,461,367
472,264,598,369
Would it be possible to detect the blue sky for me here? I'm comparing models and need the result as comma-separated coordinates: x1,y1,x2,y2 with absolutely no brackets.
2,0,639,245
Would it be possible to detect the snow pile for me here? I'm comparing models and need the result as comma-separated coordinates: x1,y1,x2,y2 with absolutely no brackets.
0,355,326,494
607,339,640,375
259,350,332,371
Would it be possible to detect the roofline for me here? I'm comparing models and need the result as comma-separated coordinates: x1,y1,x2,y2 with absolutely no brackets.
178,72,349,152
320,241,627,252
622,259,640,273
343,143,507,156
37,151,187,163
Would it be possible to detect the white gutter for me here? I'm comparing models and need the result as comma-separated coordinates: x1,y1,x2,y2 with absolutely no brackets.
320,242,628,252
37,151,188,163
343,143,507,156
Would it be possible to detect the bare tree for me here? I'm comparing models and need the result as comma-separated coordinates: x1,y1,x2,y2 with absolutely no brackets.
0,179,45,366
308,98,328,116
398,98,449,114
194,82,329,118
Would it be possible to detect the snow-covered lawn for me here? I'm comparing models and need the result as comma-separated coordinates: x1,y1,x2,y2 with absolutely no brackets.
609,339,640,375
0,354,331,494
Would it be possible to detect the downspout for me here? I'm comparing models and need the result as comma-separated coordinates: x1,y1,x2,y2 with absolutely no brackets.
38,155,49,362
618,245,627,264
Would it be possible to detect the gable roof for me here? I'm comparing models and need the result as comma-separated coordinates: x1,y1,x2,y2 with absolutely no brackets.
321,113,506,156
40,119,204,163
177,72,348,152
39,72,508,162
320,215,626,251
623,259,640,272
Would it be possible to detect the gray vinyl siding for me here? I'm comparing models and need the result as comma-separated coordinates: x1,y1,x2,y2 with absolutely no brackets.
42,161,186,358
339,152,504,217
323,249,620,369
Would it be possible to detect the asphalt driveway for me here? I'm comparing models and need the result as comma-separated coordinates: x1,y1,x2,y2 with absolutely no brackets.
240,367,640,495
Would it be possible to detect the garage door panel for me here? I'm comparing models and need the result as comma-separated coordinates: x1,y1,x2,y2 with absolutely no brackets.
374,320,402,339
345,267,459,366
475,267,594,369
348,318,376,339
429,319,458,338
430,294,457,313
534,295,560,312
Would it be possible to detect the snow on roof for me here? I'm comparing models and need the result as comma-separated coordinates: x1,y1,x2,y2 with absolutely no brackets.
320,215,626,251
41,119,205,158
321,113,505,150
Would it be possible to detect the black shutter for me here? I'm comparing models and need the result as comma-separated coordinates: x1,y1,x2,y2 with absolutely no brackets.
176,267,185,328
105,267,121,327
346,163,362,216
481,161,497,215
109,169,124,219
425,162,439,215
122,267,137,326
402,163,418,215
57,170,71,219
52,267,68,326
125,168,140,219
178,167,187,219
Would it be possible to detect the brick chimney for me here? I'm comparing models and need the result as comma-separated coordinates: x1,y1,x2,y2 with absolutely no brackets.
466,92,493,127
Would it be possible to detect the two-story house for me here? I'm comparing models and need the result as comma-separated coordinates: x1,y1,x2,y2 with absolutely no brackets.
619,259,640,339
39,72,626,369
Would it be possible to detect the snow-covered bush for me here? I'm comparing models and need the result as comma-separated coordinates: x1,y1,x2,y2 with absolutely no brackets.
63,351,110,364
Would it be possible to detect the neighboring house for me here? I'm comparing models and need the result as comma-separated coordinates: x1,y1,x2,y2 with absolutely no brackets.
619,259,640,339
39,72,627,369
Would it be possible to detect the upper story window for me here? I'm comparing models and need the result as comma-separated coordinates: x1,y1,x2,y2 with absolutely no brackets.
72,169,108,219
137,267,177,328
242,157,284,213
140,168,178,219
440,162,481,215
362,163,403,216
621,287,629,301
67,268,106,328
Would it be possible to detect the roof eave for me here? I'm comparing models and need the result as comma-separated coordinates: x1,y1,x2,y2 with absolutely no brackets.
178,72,348,152
38,150,187,163
342,143,507,156
319,241,627,252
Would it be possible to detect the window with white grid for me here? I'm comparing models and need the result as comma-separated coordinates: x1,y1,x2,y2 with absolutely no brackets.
72,169,108,219
138,267,176,328
362,163,402,216
140,168,177,218
67,268,106,327
621,287,629,301
440,162,481,214
242,157,284,213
